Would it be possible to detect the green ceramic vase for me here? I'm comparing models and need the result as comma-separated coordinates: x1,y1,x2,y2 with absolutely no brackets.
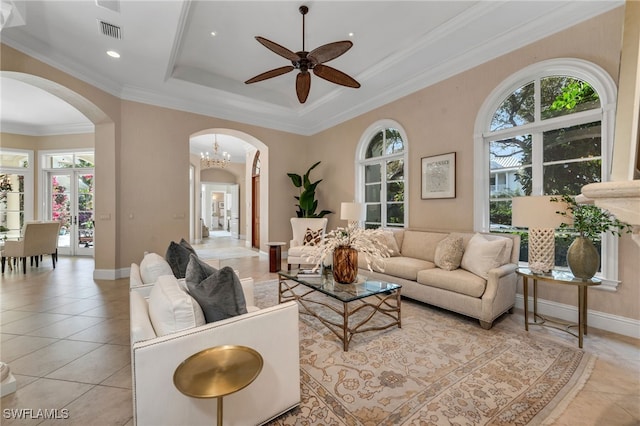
567,237,599,280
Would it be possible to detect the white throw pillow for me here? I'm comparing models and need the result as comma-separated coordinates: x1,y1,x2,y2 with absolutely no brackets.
148,275,206,336
139,252,173,284
461,233,508,279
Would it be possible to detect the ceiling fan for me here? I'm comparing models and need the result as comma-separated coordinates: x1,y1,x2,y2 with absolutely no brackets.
245,5,360,104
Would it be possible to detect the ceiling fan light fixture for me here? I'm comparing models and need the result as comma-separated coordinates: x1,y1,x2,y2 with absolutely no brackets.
245,4,360,104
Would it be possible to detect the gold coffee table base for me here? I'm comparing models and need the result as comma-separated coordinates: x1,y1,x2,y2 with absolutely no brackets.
173,345,263,425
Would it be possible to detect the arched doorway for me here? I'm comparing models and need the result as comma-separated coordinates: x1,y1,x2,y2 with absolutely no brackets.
251,151,261,248
189,128,269,250
0,71,116,277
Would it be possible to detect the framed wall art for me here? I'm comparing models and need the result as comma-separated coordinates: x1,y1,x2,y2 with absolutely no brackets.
421,152,456,199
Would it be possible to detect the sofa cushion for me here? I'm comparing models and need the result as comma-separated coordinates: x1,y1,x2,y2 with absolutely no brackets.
166,238,197,279
139,252,173,284
302,228,323,246
434,235,464,271
378,230,401,256
288,245,317,258
187,266,248,323
148,275,206,337
400,230,448,262
417,268,487,298
381,256,435,281
460,233,508,279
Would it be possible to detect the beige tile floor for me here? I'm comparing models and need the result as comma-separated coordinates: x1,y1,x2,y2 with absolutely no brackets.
1,236,638,425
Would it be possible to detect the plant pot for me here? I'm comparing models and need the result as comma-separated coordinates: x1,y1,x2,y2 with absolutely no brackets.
567,237,599,280
333,246,358,284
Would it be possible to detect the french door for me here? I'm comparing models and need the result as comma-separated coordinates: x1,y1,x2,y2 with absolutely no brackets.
47,170,94,256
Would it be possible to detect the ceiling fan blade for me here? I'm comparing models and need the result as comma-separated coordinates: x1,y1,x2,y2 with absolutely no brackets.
255,36,300,62
308,40,353,64
245,66,295,84
296,72,311,103
313,64,360,88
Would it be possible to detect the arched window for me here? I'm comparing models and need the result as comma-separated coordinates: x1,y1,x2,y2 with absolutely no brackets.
473,59,618,286
356,120,408,229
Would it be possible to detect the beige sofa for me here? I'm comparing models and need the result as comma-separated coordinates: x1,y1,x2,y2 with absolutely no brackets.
359,229,520,329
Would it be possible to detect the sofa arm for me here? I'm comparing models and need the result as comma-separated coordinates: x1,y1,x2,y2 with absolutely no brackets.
131,301,300,426
130,263,144,288
240,277,254,306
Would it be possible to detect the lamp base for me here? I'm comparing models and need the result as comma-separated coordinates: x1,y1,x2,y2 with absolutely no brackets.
528,228,555,273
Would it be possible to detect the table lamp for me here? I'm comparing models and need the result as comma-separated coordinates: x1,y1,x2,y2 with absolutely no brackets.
511,196,568,273
340,202,365,227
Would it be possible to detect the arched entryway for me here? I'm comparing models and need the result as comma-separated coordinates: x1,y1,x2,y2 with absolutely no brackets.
189,128,269,250
1,71,117,278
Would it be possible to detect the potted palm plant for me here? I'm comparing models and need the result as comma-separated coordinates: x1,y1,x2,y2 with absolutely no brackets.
553,195,632,279
287,161,332,218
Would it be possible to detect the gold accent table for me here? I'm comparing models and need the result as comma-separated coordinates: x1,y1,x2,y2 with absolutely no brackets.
278,269,401,351
173,345,263,426
517,268,601,348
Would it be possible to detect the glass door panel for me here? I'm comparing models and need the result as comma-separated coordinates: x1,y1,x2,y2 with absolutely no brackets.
48,171,94,256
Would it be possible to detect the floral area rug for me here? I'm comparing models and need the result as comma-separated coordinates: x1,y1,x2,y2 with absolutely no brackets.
254,280,595,426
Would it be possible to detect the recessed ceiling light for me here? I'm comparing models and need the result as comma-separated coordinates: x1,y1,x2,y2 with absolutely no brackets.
210,31,217,37
348,32,355,37
106,50,120,58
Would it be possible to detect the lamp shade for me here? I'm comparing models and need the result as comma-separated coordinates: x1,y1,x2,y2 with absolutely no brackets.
340,202,365,222
511,196,569,229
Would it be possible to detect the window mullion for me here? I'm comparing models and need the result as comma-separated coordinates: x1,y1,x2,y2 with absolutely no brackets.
531,132,544,195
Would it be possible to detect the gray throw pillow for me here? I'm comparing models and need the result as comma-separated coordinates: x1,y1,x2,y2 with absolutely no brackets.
186,266,248,323
185,254,217,285
166,238,197,278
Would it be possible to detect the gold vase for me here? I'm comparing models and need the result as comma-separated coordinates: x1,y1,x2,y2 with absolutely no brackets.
333,246,358,284
567,236,599,280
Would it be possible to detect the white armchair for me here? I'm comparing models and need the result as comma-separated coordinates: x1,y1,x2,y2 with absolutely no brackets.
129,275,300,425
1,221,60,274
287,217,328,270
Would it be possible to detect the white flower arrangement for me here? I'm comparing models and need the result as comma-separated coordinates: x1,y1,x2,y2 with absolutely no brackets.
306,223,392,272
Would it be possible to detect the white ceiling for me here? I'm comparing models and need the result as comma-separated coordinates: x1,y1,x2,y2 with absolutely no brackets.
0,0,623,157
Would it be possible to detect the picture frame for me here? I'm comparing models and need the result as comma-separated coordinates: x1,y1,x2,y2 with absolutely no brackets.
421,152,456,199
219,201,225,210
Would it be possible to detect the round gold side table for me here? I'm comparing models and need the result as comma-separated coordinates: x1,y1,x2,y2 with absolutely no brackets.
173,345,263,426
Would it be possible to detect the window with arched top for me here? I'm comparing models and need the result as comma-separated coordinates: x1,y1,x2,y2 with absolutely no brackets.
473,59,619,286
357,120,408,229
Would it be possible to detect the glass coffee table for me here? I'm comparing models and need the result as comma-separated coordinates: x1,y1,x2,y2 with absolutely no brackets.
278,269,401,351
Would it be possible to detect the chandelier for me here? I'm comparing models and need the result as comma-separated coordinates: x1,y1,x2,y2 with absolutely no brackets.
200,135,231,169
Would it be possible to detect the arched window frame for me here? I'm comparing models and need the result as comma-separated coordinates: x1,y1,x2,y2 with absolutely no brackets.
473,58,619,289
355,119,409,228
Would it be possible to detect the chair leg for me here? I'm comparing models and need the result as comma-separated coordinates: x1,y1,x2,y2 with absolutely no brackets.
30,256,34,266
1,256,5,273
35,256,39,267
22,257,27,274
52,252,56,269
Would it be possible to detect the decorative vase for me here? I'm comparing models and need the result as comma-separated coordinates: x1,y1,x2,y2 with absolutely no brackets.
567,236,599,280
333,246,358,284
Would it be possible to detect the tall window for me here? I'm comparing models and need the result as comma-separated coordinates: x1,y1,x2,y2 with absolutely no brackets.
357,120,408,229
474,59,618,284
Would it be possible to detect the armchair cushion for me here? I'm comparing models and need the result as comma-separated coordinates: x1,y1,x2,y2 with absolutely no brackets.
186,265,248,323
165,238,197,278
148,275,206,337
139,252,173,284
302,227,323,246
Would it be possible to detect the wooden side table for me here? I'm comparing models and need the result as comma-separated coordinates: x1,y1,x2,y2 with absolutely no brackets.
517,267,601,348
266,242,286,272
173,345,263,425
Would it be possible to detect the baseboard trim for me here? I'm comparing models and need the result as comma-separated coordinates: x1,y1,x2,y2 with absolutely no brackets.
93,268,129,281
514,294,640,340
